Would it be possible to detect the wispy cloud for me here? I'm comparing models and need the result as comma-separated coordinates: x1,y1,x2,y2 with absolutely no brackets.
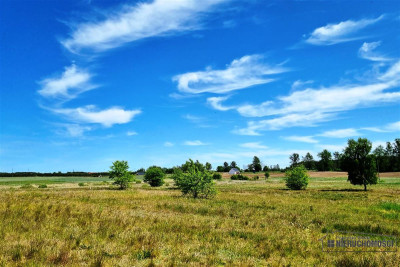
164,141,174,147
49,105,141,127
318,128,360,138
358,41,392,62
207,96,234,111
283,136,319,143
173,54,288,94
239,142,268,149
304,15,384,45
38,64,96,100
224,59,400,135
183,140,208,146
62,0,229,53
127,131,138,136
58,123,92,137
363,121,400,133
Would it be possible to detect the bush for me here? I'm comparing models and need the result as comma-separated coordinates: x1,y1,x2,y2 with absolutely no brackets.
285,165,309,190
78,182,85,187
212,173,222,180
144,166,165,187
20,184,34,189
264,172,270,179
231,174,250,180
253,175,259,180
38,184,47,188
173,159,216,198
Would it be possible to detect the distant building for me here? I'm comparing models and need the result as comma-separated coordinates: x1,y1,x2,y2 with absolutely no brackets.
136,171,145,176
229,168,240,175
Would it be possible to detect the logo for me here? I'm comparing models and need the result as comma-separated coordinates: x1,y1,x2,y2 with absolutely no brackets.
319,231,398,252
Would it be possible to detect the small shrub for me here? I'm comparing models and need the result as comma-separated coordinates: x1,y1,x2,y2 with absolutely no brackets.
38,184,47,188
135,180,142,184
231,174,249,180
212,173,222,180
20,184,34,189
253,175,259,180
173,159,216,198
78,182,85,187
144,166,165,187
264,172,270,179
285,165,309,190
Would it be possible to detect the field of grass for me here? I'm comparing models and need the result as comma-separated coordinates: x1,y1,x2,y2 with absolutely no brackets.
0,173,399,266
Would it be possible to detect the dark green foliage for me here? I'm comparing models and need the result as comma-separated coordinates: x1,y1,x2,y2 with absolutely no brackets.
252,156,262,172
264,172,270,179
205,162,212,171
216,166,225,172
302,152,315,170
285,165,309,190
78,182,85,187
343,138,378,191
144,166,165,187
318,149,333,171
262,166,269,172
38,184,47,188
173,159,216,198
289,153,300,167
231,174,250,180
109,160,134,190
253,175,259,180
212,173,222,180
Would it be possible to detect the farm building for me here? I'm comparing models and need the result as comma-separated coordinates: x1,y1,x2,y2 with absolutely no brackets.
229,168,240,175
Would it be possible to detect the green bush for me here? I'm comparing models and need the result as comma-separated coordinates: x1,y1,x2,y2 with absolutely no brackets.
212,173,222,180
78,182,85,187
135,180,142,184
285,165,309,190
231,174,250,180
38,184,47,188
144,166,165,187
253,175,259,180
173,159,216,199
264,172,270,179
20,184,34,189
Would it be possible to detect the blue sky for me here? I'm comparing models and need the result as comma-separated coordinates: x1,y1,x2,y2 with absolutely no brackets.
0,0,399,172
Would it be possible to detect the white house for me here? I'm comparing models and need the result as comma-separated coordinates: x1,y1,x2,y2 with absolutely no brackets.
229,168,240,175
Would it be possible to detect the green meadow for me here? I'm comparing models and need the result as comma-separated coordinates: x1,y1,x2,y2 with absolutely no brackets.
0,174,399,266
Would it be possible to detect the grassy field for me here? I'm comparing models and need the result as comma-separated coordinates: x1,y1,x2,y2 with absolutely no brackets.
0,173,399,266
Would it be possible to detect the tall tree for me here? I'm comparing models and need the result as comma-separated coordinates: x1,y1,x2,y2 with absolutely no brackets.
333,151,342,171
230,161,237,169
373,145,385,175
302,152,315,170
252,156,262,172
289,153,300,167
223,162,229,172
343,138,378,191
318,149,332,171
205,162,212,171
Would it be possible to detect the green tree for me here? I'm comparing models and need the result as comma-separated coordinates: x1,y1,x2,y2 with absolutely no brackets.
373,145,385,175
230,161,237,169
302,152,315,170
289,153,300,167
144,166,165,187
252,156,262,172
263,165,269,172
223,162,229,172
205,162,212,171
285,165,309,190
173,159,216,198
343,138,378,191
109,160,134,190
318,149,332,171
333,151,342,171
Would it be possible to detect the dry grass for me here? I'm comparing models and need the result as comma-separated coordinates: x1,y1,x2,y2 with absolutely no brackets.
0,175,399,266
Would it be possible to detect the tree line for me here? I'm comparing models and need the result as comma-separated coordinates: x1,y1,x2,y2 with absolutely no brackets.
289,138,400,172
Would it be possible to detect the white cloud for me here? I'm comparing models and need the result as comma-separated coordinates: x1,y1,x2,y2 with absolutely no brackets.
183,140,208,146
173,54,287,94
164,141,174,147
38,64,96,99
239,142,268,149
291,80,313,90
207,96,234,111
305,15,384,45
358,41,392,62
62,0,229,53
283,136,319,143
363,121,400,133
127,131,138,136
50,105,141,127
319,128,361,138
59,124,92,137
315,143,346,152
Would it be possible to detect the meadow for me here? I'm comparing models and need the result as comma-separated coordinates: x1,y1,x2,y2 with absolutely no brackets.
0,172,399,266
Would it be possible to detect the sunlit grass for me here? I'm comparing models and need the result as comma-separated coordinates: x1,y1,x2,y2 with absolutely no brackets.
0,175,399,266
